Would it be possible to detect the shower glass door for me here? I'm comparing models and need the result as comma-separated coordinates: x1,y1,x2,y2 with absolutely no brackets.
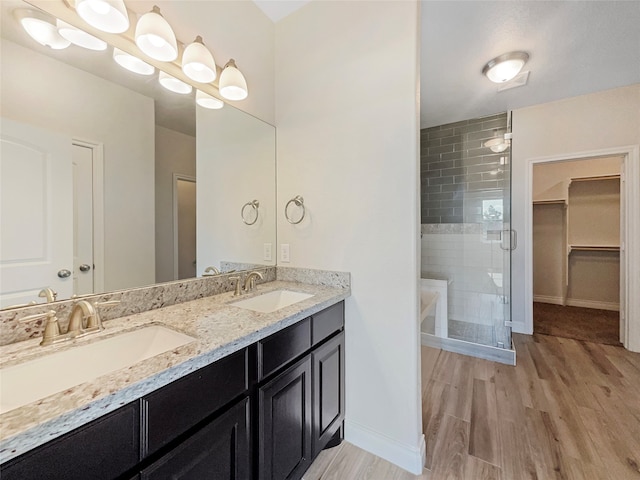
448,112,512,348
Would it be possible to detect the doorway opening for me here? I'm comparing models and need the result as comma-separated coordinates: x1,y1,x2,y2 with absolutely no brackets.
173,174,196,280
532,156,623,345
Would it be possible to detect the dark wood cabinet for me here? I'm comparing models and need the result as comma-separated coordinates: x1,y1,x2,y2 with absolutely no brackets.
140,397,251,480
312,331,345,457
0,402,139,480
1,301,345,480
258,357,312,480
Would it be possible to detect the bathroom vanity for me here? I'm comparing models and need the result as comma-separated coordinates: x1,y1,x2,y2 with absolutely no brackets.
0,279,348,480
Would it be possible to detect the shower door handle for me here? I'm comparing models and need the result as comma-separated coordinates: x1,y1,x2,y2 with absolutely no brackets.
511,229,517,250
500,229,517,250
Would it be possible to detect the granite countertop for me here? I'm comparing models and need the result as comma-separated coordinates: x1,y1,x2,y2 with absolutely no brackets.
0,280,349,463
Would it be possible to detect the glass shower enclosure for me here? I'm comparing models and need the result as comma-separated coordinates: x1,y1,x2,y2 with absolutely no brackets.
420,112,514,362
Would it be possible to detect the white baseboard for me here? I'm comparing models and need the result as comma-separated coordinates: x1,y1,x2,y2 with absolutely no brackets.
566,299,620,311
533,295,564,305
533,295,620,311
344,420,426,475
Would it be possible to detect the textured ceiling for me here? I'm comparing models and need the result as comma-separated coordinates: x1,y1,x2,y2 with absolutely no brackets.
420,1,640,128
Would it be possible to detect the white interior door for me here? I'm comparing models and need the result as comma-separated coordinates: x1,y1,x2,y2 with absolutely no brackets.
72,143,94,295
174,176,196,280
0,119,73,308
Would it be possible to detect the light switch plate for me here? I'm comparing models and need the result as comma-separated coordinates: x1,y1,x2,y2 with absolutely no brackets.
281,244,290,263
263,243,272,261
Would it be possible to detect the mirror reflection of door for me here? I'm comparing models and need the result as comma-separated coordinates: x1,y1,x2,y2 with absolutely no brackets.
72,143,94,296
174,175,196,280
0,119,73,307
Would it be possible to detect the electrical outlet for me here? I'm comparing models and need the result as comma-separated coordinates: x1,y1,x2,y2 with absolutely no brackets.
281,244,290,263
263,243,272,261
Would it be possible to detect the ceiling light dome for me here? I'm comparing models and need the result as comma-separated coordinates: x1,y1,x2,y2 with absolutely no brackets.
75,0,129,34
57,20,107,51
482,51,529,83
218,59,248,101
159,71,192,94
135,6,178,62
196,90,224,109
113,47,155,75
14,9,70,50
182,36,217,83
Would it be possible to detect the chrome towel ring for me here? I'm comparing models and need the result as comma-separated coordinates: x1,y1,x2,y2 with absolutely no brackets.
241,200,259,225
285,195,305,224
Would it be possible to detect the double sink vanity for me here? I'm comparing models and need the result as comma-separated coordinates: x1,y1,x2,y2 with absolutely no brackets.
0,269,350,479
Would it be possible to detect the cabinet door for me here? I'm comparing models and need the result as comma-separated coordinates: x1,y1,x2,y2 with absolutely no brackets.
258,357,312,480
312,331,345,456
0,403,139,480
140,397,251,480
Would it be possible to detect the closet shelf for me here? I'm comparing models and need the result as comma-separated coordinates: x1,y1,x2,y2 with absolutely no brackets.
533,199,566,205
569,174,620,184
569,245,620,253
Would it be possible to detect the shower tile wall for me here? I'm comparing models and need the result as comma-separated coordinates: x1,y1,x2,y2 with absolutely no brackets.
420,113,509,347
420,113,508,224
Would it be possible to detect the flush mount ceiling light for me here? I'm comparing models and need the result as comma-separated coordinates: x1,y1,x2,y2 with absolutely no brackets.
159,71,192,94
135,6,178,62
196,90,224,109
75,0,129,34
484,137,510,153
14,9,70,50
182,36,217,83
482,51,529,83
218,59,248,101
57,20,107,51
113,47,155,75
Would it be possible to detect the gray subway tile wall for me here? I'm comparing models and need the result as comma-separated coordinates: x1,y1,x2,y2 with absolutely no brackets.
420,112,508,224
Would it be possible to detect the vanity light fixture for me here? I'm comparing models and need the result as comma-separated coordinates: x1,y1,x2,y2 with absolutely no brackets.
219,59,248,101
182,36,217,83
113,47,155,75
135,6,178,62
196,90,224,109
482,51,529,83
14,9,70,50
57,20,107,51
75,0,129,34
158,71,192,94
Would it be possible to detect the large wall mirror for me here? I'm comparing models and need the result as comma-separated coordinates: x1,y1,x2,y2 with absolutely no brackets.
0,0,276,309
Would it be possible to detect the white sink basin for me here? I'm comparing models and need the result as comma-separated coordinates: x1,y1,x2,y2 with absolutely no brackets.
230,289,314,313
0,325,195,414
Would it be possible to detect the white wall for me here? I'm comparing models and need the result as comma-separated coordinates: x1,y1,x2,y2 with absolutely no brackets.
275,1,423,473
155,126,196,283
196,105,276,272
512,84,640,350
0,39,155,292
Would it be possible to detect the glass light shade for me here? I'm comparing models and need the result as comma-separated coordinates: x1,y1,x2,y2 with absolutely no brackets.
484,137,509,153
218,59,248,101
135,7,178,62
57,20,107,51
182,36,217,83
196,90,224,109
482,51,529,83
75,0,129,34
113,48,155,75
159,71,192,94
14,9,70,50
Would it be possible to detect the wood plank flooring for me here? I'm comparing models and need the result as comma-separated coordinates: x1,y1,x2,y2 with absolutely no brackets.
305,333,640,479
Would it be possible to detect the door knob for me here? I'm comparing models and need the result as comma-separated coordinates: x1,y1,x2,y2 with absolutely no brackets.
57,269,71,278
79,264,92,272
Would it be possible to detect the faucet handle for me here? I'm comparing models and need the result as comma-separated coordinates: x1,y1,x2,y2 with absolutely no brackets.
19,309,57,323
94,300,121,307
20,310,61,346
229,276,243,296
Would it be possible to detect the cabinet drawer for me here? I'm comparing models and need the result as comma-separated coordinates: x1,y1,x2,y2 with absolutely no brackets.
0,403,139,480
141,397,251,480
258,318,311,380
312,301,344,346
141,347,249,457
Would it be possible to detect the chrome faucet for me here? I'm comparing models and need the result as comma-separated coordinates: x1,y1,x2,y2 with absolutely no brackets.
244,271,264,292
